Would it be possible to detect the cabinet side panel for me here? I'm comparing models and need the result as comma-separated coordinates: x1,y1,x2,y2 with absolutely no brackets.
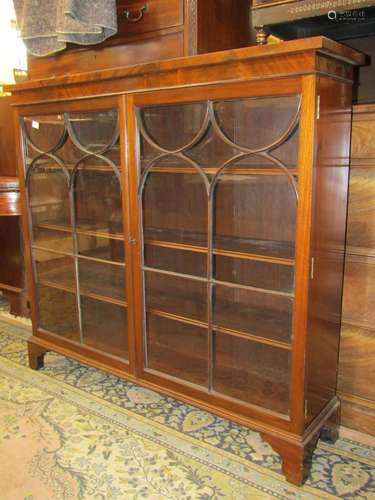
305,77,352,426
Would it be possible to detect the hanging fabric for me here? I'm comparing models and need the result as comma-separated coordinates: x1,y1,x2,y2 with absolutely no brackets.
13,0,118,57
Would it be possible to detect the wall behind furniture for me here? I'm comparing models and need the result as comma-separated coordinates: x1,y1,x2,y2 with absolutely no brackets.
338,103,375,435
0,97,17,176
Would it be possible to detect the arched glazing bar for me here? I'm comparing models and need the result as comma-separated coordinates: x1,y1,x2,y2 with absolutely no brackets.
138,152,211,196
208,96,301,155
21,117,68,158
208,152,299,202
136,104,210,155
69,153,122,190
64,111,120,156
25,152,71,187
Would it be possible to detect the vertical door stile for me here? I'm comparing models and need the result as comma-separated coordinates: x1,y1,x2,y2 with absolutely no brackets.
123,94,144,376
207,157,214,392
13,109,39,334
290,75,318,434
118,94,133,371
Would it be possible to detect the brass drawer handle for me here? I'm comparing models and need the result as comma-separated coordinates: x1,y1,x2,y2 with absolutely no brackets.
124,5,148,22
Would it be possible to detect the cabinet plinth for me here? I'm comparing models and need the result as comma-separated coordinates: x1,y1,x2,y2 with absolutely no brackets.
10,37,364,485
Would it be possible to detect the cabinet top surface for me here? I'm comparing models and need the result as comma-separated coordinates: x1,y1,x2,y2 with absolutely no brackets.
0,177,20,191
7,36,365,96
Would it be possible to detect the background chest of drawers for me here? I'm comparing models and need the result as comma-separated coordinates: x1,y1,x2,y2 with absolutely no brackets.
27,0,251,80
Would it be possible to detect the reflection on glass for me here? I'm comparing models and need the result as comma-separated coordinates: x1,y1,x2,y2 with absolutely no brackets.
67,110,118,153
81,296,128,359
23,114,65,159
214,171,296,259
37,284,80,341
78,259,126,302
213,95,299,152
215,255,294,294
77,234,124,262
145,245,206,277
28,163,71,229
186,124,237,166
74,169,123,234
145,271,207,322
213,332,291,414
140,103,207,151
214,284,293,343
146,313,208,386
32,227,73,254
54,135,84,167
143,171,207,247
34,249,75,290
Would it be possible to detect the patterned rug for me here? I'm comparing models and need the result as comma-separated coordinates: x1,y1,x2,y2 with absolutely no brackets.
0,315,374,499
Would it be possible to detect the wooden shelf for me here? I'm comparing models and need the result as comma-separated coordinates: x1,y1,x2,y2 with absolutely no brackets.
30,162,120,173
144,164,298,176
212,361,290,415
145,287,292,349
38,279,128,307
36,222,124,240
33,244,124,267
144,227,295,265
143,265,293,298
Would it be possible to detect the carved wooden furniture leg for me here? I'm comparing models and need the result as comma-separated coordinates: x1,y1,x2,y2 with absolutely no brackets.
28,341,48,370
261,432,320,486
320,407,340,444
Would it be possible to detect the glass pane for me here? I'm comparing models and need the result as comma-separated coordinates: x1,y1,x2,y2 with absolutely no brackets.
146,313,208,386
77,233,124,262
143,170,207,247
81,296,128,359
140,135,159,171
140,103,207,151
186,124,238,167
214,284,293,344
214,169,296,259
79,259,126,302
34,249,75,290
28,162,71,228
145,271,207,322
33,226,73,253
215,255,294,294
213,332,290,414
74,168,123,235
271,127,299,168
23,114,65,159
213,95,299,153
53,135,83,167
37,284,79,341
145,245,206,277
67,110,118,153
77,234,124,262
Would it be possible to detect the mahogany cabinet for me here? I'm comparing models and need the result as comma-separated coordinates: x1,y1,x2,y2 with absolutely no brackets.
8,37,363,485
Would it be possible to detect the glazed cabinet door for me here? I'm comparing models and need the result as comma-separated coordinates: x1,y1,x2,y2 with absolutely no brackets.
20,99,131,365
129,82,302,418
